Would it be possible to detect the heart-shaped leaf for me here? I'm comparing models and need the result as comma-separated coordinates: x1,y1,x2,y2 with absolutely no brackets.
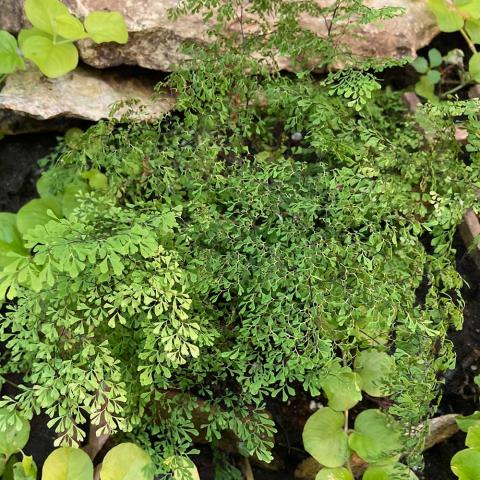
0,31,24,74
322,365,362,411
100,443,153,480
362,463,418,480
451,448,480,479
469,53,480,82
17,197,63,236
316,467,353,480
22,35,78,78
0,409,30,458
354,350,394,397
84,12,128,44
427,0,464,32
24,0,71,35
302,408,349,468
348,409,402,464
42,448,93,480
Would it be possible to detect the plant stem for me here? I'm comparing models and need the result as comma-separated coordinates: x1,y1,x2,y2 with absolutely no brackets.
344,410,352,473
461,28,477,55
440,82,471,98
242,457,255,480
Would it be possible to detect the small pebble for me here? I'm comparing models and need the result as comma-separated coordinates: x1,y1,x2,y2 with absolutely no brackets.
308,400,323,411
471,365,478,371
291,132,303,142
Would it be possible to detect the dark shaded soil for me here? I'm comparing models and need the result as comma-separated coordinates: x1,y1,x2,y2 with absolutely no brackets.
0,133,58,212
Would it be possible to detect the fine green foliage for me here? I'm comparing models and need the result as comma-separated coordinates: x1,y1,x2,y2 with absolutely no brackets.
0,0,128,79
0,0,478,476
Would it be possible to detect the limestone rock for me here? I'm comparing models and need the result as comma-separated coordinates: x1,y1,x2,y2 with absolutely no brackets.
0,67,174,134
1,0,439,71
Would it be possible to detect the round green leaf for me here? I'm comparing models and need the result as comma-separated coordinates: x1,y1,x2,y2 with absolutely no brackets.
100,443,153,480
302,408,349,468
469,53,480,82
17,197,63,236
466,424,480,450
457,412,480,432
465,19,480,44
426,69,441,85
348,409,402,464
0,213,28,267
0,31,24,74
414,75,437,103
81,170,108,190
354,350,394,397
410,57,428,74
41,448,93,480
451,448,480,479
316,467,353,480
428,48,443,68
64,128,84,149
22,35,78,78
0,409,30,458
427,0,464,32
322,366,362,411
24,0,70,35
363,464,418,480
84,12,128,44
457,0,480,20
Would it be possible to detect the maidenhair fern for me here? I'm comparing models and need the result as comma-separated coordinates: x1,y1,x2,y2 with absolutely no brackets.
0,0,478,476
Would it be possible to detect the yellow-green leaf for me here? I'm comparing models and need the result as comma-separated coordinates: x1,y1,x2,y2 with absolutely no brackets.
41,448,93,480
17,197,63,236
427,0,464,32
24,0,70,35
302,408,349,468
0,409,30,458
0,31,24,74
466,19,480,44
21,35,78,78
100,443,153,480
469,53,480,82
84,11,128,44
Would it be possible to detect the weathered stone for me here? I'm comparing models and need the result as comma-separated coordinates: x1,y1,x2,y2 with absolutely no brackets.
1,0,439,71
0,67,174,134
